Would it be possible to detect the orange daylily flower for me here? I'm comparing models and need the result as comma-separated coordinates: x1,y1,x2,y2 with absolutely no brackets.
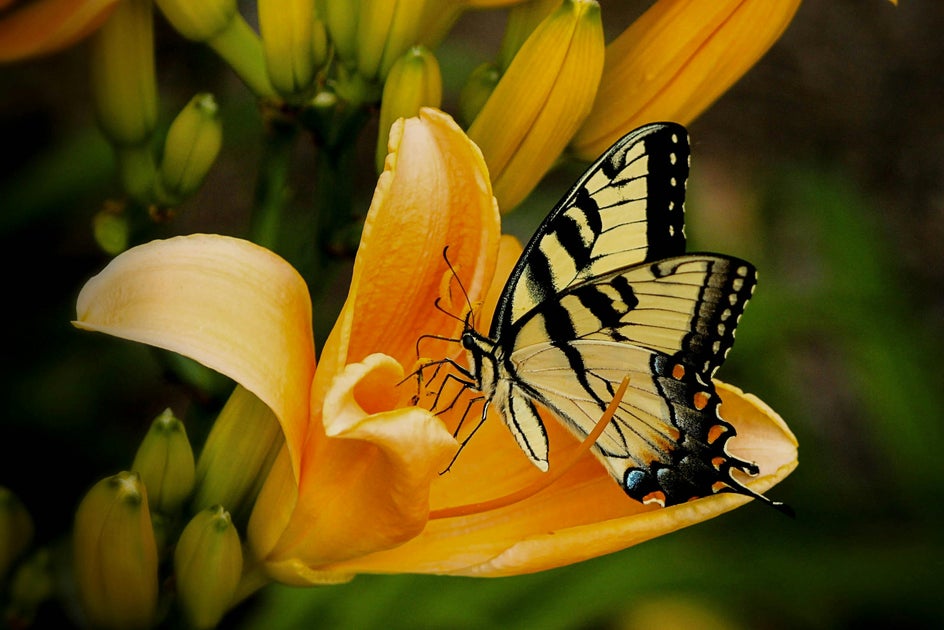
0,0,118,62
570,0,802,161
75,108,796,585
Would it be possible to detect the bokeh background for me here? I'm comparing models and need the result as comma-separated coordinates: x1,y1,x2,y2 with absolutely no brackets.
1,1,941,628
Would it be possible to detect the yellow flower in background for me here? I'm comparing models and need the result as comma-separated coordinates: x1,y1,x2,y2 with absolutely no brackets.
570,0,803,160
0,0,118,62
468,0,604,212
75,109,797,586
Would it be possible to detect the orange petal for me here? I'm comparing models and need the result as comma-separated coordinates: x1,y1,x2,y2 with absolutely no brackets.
477,234,522,333
74,234,316,479
0,0,118,62
249,354,456,584
571,0,801,160
322,381,796,576
315,108,500,400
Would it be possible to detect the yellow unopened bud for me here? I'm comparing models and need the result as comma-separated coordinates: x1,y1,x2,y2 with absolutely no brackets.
259,0,318,99
174,506,243,630
73,472,158,630
5,549,53,630
356,1,441,81
468,0,603,211
458,61,500,128
570,0,801,160
131,408,196,514
323,0,358,65
89,0,157,146
376,46,442,172
0,487,33,582
156,0,273,97
496,0,561,70
155,93,223,206
155,0,235,41
192,385,284,524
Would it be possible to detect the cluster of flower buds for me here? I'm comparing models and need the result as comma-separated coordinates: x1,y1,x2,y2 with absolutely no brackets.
42,402,282,629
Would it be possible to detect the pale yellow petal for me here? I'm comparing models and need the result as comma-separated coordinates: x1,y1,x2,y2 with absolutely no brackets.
74,234,315,479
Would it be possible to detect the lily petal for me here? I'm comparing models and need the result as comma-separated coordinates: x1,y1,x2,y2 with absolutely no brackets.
74,234,316,477
249,354,456,584
0,0,118,62
320,381,797,576
316,108,500,400
571,0,801,160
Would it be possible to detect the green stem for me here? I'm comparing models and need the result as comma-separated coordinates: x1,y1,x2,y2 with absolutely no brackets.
249,115,298,252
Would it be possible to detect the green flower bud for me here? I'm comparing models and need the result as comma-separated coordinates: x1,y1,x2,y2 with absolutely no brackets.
259,0,318,99
322,0,359,66
155,94,223,206
458,61,500,128
155,0,236,41
0,487,33,582
5,548,54,630
90,0,157,146
131,408,196,515
376,46,442,172
155,0,274,97
174,506,243,629
192,385,284,524
92,201,130,256
73,472,158,630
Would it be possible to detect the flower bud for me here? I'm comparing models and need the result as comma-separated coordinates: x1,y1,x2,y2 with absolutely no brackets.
155,93,223,206
458,61,500,128
376,46,442,172
192,385,284,524
258,0,319,99
496,0,562,70
570,0,802,160
155,0,236,41
89,0,157,146
155,0,274,97
322,0,359,66
5,548,53,629
131,408,196,515
174,506,243,629
92,201,130,256
468,0,604,211
0,487,33,582
73,472,158,630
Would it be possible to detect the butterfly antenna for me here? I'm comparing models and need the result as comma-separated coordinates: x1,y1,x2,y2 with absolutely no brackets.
442,246,475,328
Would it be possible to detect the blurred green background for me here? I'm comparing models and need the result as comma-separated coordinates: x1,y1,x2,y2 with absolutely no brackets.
1,1,941,629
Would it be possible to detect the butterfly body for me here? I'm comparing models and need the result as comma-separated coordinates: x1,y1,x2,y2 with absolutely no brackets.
459,122,784,510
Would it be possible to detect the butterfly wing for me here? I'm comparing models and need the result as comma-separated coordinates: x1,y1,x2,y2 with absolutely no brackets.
490,122,690,339
480,123,779,507
506,255,768,506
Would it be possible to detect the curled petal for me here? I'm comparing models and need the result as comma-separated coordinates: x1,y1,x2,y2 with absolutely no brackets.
0,0,118,62
74,234,315,478
322,381,797,576
316,108,500,401
249,354,457,584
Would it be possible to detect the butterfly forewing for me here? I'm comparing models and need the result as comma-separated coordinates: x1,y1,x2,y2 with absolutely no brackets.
492,123,690,336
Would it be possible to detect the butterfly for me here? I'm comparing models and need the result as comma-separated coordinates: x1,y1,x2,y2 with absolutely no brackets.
448,122,787,512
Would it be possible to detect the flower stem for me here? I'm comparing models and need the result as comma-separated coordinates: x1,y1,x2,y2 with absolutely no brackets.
249,111,298,252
